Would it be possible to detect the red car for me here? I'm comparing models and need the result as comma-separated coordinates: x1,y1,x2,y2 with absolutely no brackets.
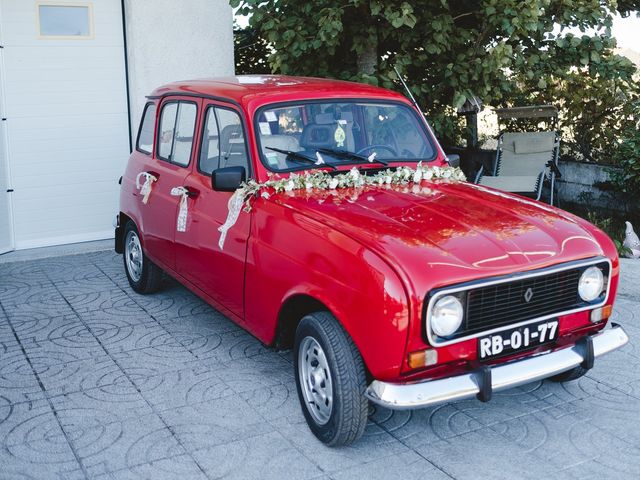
116,76,628,446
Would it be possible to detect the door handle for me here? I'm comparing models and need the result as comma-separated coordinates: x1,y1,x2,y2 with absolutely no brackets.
183,187,200,198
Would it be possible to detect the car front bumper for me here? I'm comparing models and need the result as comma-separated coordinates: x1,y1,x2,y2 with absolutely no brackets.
365,324,629,410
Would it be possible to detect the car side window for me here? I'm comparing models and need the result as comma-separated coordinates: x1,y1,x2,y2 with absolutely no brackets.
136,103,156,154
157,101,197,166
198,106,249,175
199,107,221,174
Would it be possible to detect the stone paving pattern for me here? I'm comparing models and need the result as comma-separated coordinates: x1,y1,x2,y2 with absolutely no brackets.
0,251,638,480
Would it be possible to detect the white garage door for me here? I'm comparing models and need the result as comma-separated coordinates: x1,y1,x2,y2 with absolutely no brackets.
0,0,130,249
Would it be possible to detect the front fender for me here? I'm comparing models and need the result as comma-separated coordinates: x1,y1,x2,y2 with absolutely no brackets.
244,200,410,381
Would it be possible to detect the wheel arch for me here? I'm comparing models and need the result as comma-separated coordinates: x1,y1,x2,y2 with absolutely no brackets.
273,293,329,350
115,212,134,254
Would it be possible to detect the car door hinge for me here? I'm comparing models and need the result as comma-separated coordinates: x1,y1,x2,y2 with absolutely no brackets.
1,118,6,121
6,189,14,193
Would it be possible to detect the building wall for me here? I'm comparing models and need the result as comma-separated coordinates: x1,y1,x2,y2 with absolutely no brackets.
123,0,235,134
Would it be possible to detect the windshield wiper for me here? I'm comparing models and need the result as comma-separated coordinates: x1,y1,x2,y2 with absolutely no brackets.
317,148,389,167
266,146,337,171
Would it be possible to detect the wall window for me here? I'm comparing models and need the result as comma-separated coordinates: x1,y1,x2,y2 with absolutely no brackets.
38,4,92,38
136,104,156,155
157,102,197,167
199,107,249,175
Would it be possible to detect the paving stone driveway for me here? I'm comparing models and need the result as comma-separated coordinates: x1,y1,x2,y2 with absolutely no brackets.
0,251,639,480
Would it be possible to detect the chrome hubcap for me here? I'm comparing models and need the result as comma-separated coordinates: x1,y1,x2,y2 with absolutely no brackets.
298,336,333,425
125,231,143,282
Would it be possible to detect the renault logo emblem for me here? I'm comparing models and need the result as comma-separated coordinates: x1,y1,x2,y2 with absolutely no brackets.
524,287,534,303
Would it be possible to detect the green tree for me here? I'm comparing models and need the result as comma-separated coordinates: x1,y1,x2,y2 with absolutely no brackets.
234,26,271,75
231,0,639,152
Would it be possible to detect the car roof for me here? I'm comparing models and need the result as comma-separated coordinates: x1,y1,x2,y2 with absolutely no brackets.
148,75,409,109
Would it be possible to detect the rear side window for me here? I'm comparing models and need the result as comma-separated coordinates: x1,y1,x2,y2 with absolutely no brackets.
199,106,249,175
136,103,156,154
157,101,197,166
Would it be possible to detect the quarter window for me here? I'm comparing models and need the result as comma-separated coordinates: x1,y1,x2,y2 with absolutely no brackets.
136,103,156,155
157,102,197,166
199,106,249,175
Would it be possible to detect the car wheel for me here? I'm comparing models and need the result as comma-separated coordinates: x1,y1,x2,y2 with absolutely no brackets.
123,221,163,294
294,311,369,446
549,365,588,382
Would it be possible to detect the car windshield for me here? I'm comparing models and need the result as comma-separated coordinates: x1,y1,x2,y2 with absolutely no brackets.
256,101,437,172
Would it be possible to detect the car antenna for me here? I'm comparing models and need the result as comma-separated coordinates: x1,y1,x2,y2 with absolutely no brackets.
393,65,424,115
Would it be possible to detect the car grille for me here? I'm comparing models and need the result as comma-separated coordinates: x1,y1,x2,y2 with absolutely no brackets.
426,259,610,344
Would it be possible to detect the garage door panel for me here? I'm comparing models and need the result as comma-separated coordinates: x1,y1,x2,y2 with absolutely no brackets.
4,46,126,67
1,0,130,249
13,167,123,188
12,186,120,241
9,144,125,164
14,187,118,213
9,116,129,142
6,102,127,119
5,74,127,97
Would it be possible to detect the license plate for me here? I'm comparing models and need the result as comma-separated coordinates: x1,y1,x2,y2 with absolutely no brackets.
478,319,559,360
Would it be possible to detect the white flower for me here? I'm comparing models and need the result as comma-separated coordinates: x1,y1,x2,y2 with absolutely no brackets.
284,180,295,192
413,169,423,183
385,175,392,184
305,181,313,190
349,168,360,180
329,178,339,189
424,170,433,180
261,191,270,199
443,169,452,178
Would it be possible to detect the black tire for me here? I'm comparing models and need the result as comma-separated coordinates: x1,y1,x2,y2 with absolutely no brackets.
293,311,369,446
549,366,588,382
122,221,164,294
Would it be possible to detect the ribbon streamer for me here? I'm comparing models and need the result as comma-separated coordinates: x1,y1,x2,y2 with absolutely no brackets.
135,172,157,204
218,187,248,249
170,187,189,232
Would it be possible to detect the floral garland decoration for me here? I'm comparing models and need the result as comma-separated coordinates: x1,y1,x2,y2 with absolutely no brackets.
218,163,466,249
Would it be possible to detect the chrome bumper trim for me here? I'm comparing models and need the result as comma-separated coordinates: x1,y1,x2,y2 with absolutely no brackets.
365,325,629,410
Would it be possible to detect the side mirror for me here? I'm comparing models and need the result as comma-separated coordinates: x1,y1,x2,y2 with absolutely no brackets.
445,154,461,168
211,166,246,192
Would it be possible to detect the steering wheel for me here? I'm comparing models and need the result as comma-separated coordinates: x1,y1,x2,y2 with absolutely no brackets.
356,145,398,157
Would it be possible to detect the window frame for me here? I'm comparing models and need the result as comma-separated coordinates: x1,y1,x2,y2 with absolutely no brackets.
156,99,198,168
197,103,252,178
253,98,439,174
36,2,94,40
135,102,156,155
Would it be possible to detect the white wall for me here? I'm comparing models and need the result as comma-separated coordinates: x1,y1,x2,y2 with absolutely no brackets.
123,0,235,133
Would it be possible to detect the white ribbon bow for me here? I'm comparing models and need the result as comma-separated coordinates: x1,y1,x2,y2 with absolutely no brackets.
218,187,247,249
170,187,189,232
135,172,157,204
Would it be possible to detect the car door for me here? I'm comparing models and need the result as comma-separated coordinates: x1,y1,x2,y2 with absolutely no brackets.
139,97,201,271
175,102,252,319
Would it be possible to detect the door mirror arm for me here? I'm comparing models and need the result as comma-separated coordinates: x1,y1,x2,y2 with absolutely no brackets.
445,154,461,168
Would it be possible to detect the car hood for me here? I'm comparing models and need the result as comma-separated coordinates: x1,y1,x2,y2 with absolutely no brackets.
276,180,607,290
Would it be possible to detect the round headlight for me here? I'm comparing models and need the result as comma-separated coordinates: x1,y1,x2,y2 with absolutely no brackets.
578,266,604,302
430,295,464,337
